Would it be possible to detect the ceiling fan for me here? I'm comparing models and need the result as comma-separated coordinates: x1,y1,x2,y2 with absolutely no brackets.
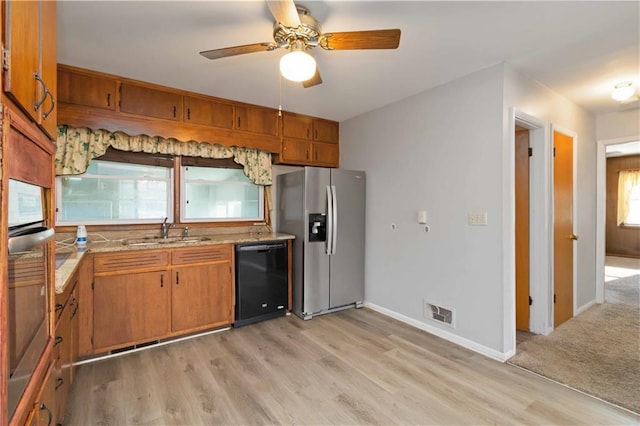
199,0,401,88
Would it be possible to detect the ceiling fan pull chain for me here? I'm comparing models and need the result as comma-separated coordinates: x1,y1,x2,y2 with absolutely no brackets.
278,71,283,117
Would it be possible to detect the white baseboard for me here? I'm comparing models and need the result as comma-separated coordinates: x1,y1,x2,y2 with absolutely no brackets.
575,299,597,316
364,302,510,362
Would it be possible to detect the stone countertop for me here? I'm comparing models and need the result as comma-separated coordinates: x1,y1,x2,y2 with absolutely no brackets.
54,231,294,295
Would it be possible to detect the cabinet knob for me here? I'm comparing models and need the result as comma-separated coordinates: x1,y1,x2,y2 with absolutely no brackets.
160,274,164,288
176,271,180,285
187,108,191,120
106,93,111,107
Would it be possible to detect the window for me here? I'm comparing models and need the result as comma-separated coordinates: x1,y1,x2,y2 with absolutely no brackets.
617,169,640,226
56,150,265,225
181,166,263,222
56,159,173,225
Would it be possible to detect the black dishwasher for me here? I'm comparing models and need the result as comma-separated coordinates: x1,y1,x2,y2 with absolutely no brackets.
235,241,288,327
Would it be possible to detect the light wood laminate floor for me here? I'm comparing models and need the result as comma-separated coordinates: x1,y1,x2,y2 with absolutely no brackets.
66,308,639,425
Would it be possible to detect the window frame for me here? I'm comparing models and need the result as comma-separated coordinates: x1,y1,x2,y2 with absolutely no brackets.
55,159,175,226
179,165,265,223
55,150,266,228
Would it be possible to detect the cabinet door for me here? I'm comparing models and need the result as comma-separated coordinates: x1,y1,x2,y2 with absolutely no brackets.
120,83,182,121
235,105,278,136
28,363,57,426
39,0,57,139
171,263,232,333
313,119,339,143
4,0,40,123
281,138,311,163
312,142,339,167
93,271,170,351
184,95,233,129
283,113,312,139
53,303,72,426
57,67,117,110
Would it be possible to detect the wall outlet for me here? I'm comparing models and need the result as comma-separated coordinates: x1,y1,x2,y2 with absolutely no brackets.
468,212,488,226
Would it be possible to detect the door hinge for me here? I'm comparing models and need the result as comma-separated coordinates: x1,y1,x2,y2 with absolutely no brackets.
528,147,533,157
553,293,557,303
529,296,533,306
2,48,9,71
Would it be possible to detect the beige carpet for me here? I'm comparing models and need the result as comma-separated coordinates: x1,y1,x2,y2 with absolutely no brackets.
508,275,640,414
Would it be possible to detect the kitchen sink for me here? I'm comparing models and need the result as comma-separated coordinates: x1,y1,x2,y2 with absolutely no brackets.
122,236,211,246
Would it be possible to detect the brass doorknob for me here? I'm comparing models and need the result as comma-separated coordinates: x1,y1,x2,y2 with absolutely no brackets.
569,233,579,240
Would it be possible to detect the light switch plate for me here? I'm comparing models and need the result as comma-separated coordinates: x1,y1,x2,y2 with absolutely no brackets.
468,212,488,226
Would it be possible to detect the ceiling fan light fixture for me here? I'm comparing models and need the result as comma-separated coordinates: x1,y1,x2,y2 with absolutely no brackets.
611,81,635,101
280,47,316,82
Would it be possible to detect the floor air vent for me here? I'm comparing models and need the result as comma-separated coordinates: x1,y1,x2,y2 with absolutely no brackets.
424,300,455,327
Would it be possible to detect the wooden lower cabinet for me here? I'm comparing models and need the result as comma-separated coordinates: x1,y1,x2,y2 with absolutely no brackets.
93,270,170,351
26,363,57,426
171,263,232,333
91,245,233,353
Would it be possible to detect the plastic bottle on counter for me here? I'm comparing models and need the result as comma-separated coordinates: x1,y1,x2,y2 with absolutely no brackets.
76,225,87,248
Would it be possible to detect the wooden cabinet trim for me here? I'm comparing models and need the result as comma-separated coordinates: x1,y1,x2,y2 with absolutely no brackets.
94,251,169,274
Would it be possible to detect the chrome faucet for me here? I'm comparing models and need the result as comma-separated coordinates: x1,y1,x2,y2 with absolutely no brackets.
160,217,174,239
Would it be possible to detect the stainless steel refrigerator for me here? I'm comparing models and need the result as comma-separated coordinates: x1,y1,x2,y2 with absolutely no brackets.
277,167,365,320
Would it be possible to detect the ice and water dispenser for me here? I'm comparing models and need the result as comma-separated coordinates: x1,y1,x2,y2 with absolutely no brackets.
308,213,327,242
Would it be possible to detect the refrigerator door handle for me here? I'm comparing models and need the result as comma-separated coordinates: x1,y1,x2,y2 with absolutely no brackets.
331,185,338,255
326,185,333,255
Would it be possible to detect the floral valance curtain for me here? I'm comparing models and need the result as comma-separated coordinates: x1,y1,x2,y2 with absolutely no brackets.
55,125,272,185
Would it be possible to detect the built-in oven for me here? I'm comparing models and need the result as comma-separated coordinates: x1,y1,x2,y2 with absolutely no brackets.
7,178,54,419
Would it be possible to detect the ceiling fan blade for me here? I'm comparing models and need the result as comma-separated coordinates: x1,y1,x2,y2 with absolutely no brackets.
199,43,273,60
266,0,301,28
322,29,401,50
302,68,322,88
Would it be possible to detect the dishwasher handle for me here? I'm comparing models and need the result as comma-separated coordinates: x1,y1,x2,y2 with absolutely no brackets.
237,242,287,252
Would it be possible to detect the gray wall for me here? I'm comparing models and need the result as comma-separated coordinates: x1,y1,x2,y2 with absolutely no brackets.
340,62,598,356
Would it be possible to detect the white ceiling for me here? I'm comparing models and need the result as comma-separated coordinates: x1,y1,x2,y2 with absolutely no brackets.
57,1,640,122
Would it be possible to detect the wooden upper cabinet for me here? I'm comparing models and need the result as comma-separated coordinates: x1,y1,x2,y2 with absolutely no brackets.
57,67,117,110
313,118,339,144
39,0,57,139
3,0,58,140
3,1,40,122
312,141,339,166
120,83,182,121
283,113,313,140
183,95,233,129
281,138,311,163
282,113,338,143
234,104,279,136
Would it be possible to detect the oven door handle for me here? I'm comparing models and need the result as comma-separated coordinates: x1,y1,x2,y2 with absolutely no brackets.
8,227,55,254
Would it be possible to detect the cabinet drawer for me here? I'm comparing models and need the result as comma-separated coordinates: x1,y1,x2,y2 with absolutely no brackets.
171,245,231,265
94,251,169,274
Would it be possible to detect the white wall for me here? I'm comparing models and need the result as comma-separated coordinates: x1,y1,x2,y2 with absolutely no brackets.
596,109,640,141
503,64,597,312
340,62,598,358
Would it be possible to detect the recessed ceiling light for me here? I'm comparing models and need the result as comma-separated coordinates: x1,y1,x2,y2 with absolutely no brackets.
611,82,635,101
